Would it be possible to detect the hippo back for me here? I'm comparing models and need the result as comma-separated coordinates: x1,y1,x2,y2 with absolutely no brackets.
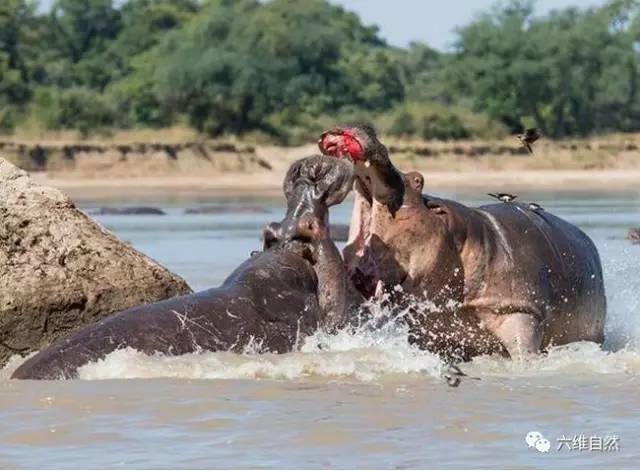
11,250,321,380
472,203,606,342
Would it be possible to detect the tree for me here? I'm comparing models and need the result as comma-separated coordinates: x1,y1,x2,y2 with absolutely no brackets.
2,0,640,139
0,0,39,129
143,0,397,136
39,0,122,90
450,0,640,137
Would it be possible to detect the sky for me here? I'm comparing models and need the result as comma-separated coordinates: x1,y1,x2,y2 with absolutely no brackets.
331,0,607,50
38,0,607,51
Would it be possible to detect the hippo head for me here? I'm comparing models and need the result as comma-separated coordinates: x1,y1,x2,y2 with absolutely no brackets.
263,154,354,261
318,124,405,215
262,154,357,330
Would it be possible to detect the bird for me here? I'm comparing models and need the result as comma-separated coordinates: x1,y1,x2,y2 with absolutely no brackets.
528,202,544,212
442,363,480,387
488,192,517,203
516,128,541,154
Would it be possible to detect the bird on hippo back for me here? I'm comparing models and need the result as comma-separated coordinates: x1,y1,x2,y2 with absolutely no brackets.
11,155,356,380
318,123,607,361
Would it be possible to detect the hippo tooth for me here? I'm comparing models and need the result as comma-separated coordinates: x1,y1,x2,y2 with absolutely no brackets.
364,160,371,168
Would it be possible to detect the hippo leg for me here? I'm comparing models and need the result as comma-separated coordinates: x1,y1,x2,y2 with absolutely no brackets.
491,313,543,359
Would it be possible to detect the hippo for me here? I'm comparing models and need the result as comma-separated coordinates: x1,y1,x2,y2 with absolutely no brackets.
12,155,354,380
318,124,607,360
93,206,167,216
264,154,363,331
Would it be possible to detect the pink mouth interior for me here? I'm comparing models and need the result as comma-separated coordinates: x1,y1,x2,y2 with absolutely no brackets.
318,129,384,299
319,131,364,162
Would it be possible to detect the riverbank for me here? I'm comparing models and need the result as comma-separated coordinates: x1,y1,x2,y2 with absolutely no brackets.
3,129,640,200
29,169,640,202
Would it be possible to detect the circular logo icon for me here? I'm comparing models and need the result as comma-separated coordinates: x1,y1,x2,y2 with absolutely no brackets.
526,431,544,448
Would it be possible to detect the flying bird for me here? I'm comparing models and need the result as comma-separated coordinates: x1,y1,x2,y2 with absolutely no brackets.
488,192,517,203
517,128,541,154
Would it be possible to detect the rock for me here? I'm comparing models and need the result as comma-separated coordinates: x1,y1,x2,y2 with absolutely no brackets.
330,223,350,242
0,158,192,367
628,227,640,243
184,205,268,215
93,206,167,216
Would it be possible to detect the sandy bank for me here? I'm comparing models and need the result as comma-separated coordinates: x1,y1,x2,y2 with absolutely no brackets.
31,169,640,201
3,131,640,199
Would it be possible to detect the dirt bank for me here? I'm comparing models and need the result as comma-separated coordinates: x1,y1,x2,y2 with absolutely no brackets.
2,132,640,199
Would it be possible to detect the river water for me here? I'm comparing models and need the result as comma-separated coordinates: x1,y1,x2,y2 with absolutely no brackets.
1,189,639,468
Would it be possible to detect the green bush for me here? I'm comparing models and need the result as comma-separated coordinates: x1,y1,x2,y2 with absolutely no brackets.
388,111,416,136
35,87,118,136
0,107,16,132
383,102,506,141
419,112,469,140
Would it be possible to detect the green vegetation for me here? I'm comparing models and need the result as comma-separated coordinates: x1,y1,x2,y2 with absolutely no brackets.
1,0,639,142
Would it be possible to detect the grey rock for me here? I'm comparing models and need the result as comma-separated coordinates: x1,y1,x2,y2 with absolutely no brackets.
0,158,192,366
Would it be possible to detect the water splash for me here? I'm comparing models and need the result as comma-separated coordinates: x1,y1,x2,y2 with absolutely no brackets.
76,294,446,381
4,275,640,382
74,292,640,381
467,342,640,378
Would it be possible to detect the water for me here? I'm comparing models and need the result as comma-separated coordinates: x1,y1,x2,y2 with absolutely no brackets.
2,189,640,468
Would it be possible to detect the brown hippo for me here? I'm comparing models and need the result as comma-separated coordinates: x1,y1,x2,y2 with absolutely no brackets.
12,155,355,380
318,124,606,361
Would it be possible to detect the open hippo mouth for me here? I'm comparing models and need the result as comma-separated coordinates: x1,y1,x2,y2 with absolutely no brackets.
319,129,377,296
319,128,373,203
318,124,403,212
318,125,407,300
318,129,364,162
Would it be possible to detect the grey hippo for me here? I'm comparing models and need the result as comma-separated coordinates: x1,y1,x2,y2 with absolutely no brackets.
317,124,607,361
12,155,356,380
